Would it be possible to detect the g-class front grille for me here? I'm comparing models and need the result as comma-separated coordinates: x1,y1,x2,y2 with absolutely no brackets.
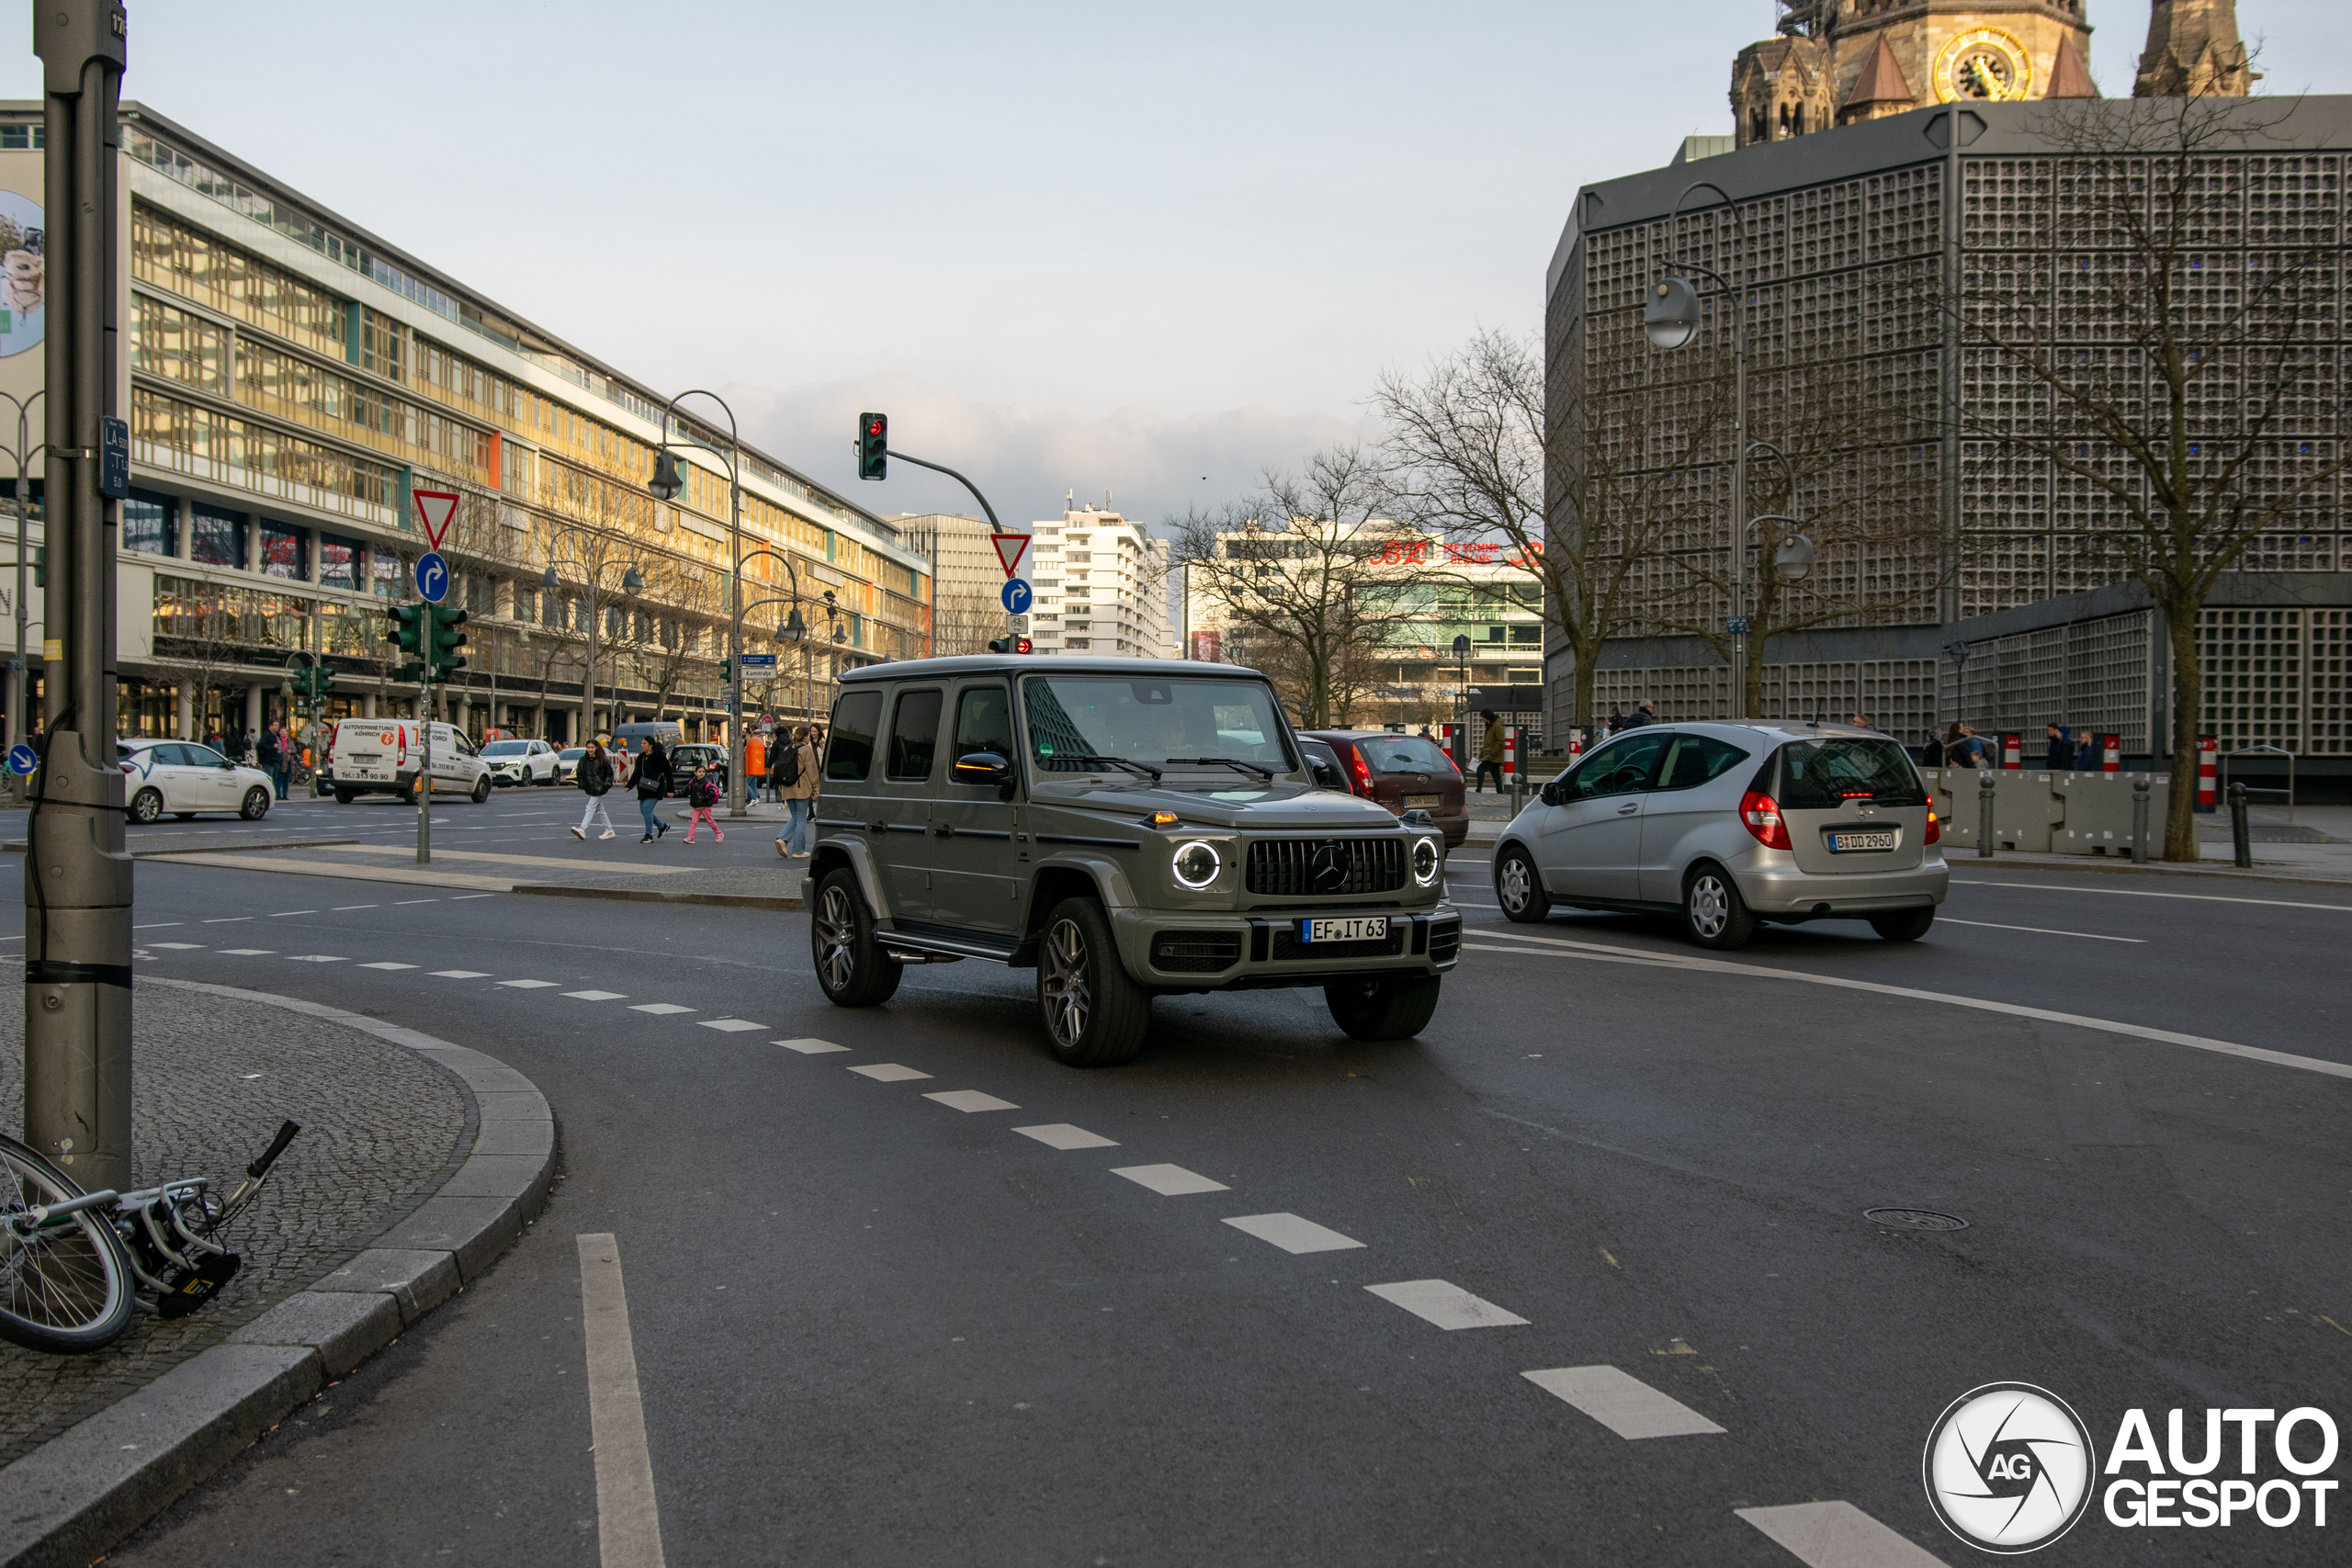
1149,931,1241,974
1244,838,1406,897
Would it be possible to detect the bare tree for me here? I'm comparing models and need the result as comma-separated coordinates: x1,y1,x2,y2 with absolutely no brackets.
1374,327,1730,734
1170,446,1447,728
1951,94,2352,859
154,581,246,742
929,586,1003,659
633,559,719,722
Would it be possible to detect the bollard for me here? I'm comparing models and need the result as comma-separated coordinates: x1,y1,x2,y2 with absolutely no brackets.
2196,736,2218,814
2102,735,2120,773
2001,734,2022,770
1504,726,1519,786
2131,777,2149,864
2229,781,2253,869
1977,774,1996,858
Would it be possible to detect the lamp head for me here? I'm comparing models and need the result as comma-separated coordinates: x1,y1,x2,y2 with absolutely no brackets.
783,607,808,643
648,449,683,502
1644,276,1702,352
540,564,560,591
1773,533,1815,581
622,566,646,594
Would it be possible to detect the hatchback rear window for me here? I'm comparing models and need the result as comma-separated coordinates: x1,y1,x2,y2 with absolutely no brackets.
1774,737,1926,807
825,691,883,781
1354,736,1453,773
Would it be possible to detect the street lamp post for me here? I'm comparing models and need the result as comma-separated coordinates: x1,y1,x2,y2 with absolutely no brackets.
0,389,45,769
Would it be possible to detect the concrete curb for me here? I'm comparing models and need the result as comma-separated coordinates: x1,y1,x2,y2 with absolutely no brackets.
4,838,363,856
508,882,805,911
0,984,557,1568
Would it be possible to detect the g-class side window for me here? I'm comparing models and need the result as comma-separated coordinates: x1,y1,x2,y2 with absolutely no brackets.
887,689,944,781
825,690,883,781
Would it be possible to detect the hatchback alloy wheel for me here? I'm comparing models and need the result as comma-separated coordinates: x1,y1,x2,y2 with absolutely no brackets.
1682,863,1755,950
1688,873,1730,938
1040,918,1091,1048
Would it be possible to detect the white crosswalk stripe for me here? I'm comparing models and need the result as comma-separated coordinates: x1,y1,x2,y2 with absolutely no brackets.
1735,1502,1952,1567
1522,1366,1725,1438
1223,1213,1363,1254
1111,1164,1228,1197
1364,1280,1528,1330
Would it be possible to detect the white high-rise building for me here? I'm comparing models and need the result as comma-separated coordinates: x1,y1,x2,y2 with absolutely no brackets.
1029,499,1173,659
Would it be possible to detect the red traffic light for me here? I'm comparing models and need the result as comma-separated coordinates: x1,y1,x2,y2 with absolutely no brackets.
1014,637,1033,654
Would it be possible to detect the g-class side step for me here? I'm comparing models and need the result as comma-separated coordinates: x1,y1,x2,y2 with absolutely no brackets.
881,921,1020,964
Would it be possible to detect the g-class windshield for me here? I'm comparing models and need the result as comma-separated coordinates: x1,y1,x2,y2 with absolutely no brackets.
1023,676,1296,777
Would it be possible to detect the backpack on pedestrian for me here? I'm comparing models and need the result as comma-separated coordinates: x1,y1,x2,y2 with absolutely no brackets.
687,771,720,809
774,741,801,788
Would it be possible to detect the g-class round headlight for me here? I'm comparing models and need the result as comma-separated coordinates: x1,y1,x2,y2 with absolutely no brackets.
1411,837,1442,886
1172,840,1221,889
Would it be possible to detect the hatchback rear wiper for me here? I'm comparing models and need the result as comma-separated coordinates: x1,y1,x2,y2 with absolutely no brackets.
1165,756,1274,781
1074,754,1162,781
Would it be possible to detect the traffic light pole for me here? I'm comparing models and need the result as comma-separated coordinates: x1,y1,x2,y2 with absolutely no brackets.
873,446,1018,649
416,660,432,864
26,2,132,1191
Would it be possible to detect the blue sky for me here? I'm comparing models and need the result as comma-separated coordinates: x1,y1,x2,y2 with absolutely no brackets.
6,1,2346,529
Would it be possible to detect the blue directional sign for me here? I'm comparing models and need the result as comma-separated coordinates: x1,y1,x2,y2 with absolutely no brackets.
1725,616,1749,635
5,742,35,776
415,551,450,604
738,653,778,671
1001,578,1033,615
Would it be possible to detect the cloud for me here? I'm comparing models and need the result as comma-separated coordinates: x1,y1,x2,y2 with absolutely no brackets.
719,373,1374,536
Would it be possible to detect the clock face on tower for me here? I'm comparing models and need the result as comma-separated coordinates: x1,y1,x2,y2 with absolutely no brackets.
1933,27,2035,102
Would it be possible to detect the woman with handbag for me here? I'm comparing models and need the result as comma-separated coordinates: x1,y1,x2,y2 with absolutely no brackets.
629,738,673,843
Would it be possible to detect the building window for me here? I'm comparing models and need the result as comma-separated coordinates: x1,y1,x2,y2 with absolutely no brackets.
0,126,45,150
1066,637,1091,649
190,503,245,569
258,522,307,580
317,533,360,591
513,586,537,624
121,489,176,556
370,547,404,599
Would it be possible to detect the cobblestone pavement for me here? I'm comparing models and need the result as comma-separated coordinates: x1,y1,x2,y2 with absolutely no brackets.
0,977,467,1467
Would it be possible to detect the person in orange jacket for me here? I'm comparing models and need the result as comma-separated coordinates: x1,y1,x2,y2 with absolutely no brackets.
743,728,768,804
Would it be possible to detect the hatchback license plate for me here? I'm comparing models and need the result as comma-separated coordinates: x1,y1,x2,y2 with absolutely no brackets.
1828,829,1897,853
1405,794,1443,808
1301,916,1388,943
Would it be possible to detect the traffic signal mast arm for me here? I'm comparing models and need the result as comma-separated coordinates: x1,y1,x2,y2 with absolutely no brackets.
853,413,1004,534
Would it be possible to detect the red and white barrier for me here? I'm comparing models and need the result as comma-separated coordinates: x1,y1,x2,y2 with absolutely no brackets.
2001,734,2022,770
1503,727,1519,782
2198,736,2219,812
2101,735,2120,773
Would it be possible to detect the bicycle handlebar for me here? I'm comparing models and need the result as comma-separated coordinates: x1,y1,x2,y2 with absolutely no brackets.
247,1121,300,1179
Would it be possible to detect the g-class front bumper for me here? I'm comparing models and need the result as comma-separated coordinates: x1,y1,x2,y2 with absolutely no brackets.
1114,903,1462,991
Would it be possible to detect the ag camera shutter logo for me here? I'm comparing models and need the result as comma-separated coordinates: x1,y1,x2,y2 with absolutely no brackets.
1923,1382,2095,1552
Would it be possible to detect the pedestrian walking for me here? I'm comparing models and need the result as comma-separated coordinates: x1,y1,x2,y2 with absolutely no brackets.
2043,721,2073,771
743,728,767,807
1604,705,1625,736
2075,732,2100,771
1943,722,1991,770
683,761,723,842
1623,701,1655,728
628,738,672,842
1475,709,1505,794
257,721,289,799
775,725,820,857
571,734,617,840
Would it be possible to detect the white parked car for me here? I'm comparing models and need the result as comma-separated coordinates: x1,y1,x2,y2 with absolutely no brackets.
481,738,560,786
322,717,492,804
118,739,277,824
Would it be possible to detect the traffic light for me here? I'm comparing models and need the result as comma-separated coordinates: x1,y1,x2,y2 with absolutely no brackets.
1015,637,1033,654
428,604,469,682
857,412,887,481
386,604,424,657
987,637,1035,655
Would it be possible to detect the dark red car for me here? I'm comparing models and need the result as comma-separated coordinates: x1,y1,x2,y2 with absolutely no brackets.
1301,729,1468,846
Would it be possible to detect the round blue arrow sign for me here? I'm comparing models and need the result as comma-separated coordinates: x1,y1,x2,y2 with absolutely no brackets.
6,742,36,776
415,551,450,604
1001,578,1033,615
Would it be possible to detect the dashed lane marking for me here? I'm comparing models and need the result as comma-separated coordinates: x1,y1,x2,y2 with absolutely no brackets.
776,1038,850,1055
1735,1502,1951,1567
1936,917,2143,942
697,1019,765,1032
629,1003,695,1016
331,904,379,910
565,990,628,1001
1522,1366,1726,1438
216,948,276,955
395,898,445,904
847,1063,933,1083
1014,1123,1118,1150
148,942,205,951
269,909,319,917
1464,930,2352,1081
1112,1164,1229,1197
430,969,492,978
1364,1280,1529,1330
1224,1213,1364,1254
360,962,418,971
202,918,252,924
924,1089,1020,1113
286,955,347,964
501,979,560,989
131,922,183,930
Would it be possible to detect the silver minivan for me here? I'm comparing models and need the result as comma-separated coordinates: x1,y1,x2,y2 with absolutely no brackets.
1491,722,1948,949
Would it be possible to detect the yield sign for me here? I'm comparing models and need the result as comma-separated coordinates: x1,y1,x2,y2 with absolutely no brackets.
412,488,461,551
990,533,1031,579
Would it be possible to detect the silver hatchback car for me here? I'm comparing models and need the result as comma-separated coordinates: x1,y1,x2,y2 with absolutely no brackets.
1490,722,1949,949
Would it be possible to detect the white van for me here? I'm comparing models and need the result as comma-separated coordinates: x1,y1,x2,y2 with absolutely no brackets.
324,717,492,805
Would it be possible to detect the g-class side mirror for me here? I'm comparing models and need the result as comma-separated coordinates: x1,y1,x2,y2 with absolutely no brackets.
953,751,1012,786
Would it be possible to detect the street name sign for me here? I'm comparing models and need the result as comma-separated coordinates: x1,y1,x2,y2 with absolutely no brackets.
739,652,778,670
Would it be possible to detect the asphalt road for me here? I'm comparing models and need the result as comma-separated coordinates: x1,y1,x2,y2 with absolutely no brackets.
6,815,2345,1566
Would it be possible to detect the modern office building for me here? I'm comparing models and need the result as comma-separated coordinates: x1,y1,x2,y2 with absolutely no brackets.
1544,0,2350,778
0,102,929,749
891,512,1006,657
1028,500,1173,659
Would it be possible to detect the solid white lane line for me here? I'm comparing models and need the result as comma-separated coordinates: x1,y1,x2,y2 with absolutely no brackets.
430,969,492,978
501,979,560,989
846,1063,933,1083
575,1234,668,1568
775,1038,850,1055
1224,1213,1364,1255
1464,929,2352,1081
149,942,205,951
1937,917,2143,942
359,962,418,971
566,990,628,1001
1013,1123,1118,1150
1111,1164,1229,1197
697,1019,766,1032
1952,877,2352,913
923,1089,1020,1113
285,955,347,964
629,1003,695,1016
1522,1366,1725,1438
1364,1280,1528,1330
1735,1502,1951,1568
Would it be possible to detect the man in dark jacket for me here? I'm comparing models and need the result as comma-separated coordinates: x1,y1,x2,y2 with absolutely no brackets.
256,721,288,799
2044,722,2073,771
570,734,616,840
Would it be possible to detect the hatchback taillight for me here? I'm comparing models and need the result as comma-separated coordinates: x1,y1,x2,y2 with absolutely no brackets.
1740,790,1792,850
1925,807,1940,846
1344,745,1373,796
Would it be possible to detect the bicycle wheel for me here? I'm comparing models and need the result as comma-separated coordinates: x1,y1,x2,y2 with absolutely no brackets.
0,1134,135,1353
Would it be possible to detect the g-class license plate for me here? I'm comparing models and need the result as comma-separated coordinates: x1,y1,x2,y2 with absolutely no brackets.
1828,829,1897,853
1302,916,1387,943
